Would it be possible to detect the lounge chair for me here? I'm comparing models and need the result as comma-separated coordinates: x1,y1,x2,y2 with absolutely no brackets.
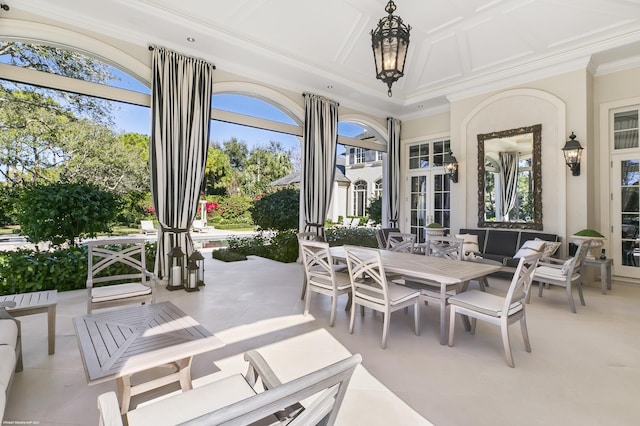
140,220,156,234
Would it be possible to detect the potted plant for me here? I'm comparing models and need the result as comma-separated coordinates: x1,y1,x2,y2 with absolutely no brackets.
425,222,445,236
572,229,605,258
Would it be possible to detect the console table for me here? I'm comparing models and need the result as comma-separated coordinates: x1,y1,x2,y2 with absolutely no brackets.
583,258,613,295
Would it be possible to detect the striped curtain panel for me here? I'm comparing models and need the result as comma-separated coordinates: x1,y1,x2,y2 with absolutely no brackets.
386,117,401,227
302,93,338,237
150,47,215,279
498,151,519,221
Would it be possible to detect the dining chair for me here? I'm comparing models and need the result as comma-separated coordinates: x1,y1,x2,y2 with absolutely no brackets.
386,232,416,253
447,253,542,367
299,239,352,327
86,238,156,314
532,239,592,313
297,231,326,300
343,245,421,349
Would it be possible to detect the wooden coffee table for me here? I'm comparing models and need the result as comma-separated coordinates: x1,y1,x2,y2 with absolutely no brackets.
0,289,57,355
73,301,224,413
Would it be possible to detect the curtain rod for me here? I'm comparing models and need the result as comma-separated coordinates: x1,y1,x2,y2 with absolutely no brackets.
148,45,216,69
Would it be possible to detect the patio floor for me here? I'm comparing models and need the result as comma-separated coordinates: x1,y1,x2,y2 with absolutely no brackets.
4,249,640,425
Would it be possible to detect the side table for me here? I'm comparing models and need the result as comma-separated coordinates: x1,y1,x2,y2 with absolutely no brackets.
583,258,613,295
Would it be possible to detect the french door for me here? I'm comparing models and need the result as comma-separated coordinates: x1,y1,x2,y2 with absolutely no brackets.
406,139,451,243
610,107,640,279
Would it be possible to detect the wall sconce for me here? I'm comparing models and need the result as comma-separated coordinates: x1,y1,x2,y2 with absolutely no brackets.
562,132,583,176
443,152,459,183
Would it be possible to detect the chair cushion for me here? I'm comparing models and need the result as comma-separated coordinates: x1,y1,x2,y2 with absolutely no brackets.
387,282,421,305
91,283,151,302
449,290,522,317
126,373,260,426
535,265,578,280
514,240,546,258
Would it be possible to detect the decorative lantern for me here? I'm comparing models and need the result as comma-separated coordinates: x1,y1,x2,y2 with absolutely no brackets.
562,132,584,176
167,246,185,291
443,152,459,183
371,0,411,97
185,260,200,292
189,250,205,286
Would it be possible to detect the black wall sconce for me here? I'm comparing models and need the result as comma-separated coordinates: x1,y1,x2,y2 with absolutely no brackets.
562,132,583,176
443,152,459,183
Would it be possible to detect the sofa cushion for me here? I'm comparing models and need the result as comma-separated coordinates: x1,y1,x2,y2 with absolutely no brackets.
0,320,18,349
514,240,546,258
484,230,519,257
459,229,486,253
0,344,16,388
536,239,561,257
455,234,480,255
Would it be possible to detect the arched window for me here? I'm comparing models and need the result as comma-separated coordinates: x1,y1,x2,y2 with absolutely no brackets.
353,180,367,216
374,179,383,199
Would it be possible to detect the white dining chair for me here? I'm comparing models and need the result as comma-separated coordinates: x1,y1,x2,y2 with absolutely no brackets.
447,253,542,367
386,232,416,253
299,239,351,327
343,245,421,349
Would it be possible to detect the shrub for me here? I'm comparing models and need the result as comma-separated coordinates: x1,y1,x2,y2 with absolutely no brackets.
211,249,247,262
227,229,298,263
0,242,156,295
325,227,377,247
367,196,382,225
250,188,299,231
16,182,119,247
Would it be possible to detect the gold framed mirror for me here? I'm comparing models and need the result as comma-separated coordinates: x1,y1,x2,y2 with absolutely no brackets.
477,124,542,230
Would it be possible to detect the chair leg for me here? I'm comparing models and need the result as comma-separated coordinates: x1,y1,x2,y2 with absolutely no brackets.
520,316,532,353
501,321,515,368
566,284,577,313
448,306,456,347
349,301,356,334
381,312,390,349
470,318,477,335
329,295,338,327
479,277,487,292
414,301,420,336
303,287,312,316
577,280,586,306
300,275,307,300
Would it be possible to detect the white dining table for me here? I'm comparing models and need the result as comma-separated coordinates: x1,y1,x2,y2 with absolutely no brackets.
329,246,502,345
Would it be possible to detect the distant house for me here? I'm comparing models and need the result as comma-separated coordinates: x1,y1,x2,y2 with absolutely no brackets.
343,130,384,217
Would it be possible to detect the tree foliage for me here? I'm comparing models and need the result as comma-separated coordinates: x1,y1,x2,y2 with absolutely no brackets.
16,182,119,247
250,188,299,231
367,196,382,224
242,141,293,197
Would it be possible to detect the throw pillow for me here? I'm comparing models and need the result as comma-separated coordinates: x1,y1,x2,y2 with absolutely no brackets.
513,239,546,258
455,233,480,254
560,257,574,275
536,238,561,257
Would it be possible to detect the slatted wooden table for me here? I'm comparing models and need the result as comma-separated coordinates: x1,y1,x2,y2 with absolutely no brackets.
73,301,224,414
0,289,57,355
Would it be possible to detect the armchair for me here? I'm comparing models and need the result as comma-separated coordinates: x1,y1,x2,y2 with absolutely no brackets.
532,239,592,313
97,350,362,426
86,238,156,314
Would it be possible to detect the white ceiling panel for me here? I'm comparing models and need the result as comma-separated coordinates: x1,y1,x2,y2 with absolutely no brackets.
6,0,640,117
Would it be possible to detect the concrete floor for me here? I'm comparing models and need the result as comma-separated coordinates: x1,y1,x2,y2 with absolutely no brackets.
4,250,640,425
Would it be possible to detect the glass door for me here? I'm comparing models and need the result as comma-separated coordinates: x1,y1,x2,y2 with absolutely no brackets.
612,154,640,277
406,139,451,243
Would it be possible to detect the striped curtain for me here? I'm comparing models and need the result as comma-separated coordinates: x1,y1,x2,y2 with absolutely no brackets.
386,118,401,227
302,93,338,238
498,151,519,221
150,47,215,279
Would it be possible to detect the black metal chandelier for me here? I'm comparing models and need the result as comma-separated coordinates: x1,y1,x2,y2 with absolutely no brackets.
371,0,411,97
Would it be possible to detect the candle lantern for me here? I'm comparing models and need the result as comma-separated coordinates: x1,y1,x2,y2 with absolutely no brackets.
167,245,185,291
185,259,200,292
189,250,205,286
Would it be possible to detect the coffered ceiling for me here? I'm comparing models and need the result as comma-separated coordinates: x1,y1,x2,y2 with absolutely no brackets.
9,0,640,119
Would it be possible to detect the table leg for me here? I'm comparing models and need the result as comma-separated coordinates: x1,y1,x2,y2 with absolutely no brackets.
606,262,612,291
47,305,56,354
176,358,194,391
439,286,447,345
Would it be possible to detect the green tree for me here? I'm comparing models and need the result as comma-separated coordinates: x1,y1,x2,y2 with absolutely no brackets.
223,137,248,171
16,182,119,247
204,145,233,196
367,196,382,224
242,141,293,197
